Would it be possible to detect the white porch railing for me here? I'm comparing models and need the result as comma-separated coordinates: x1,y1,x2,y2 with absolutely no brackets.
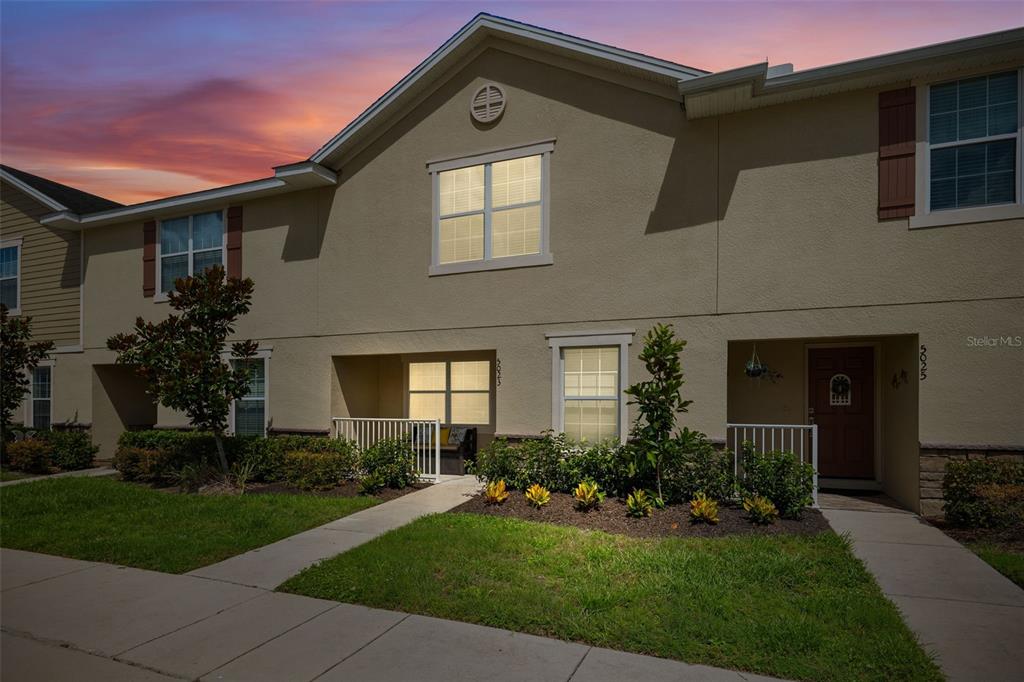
332,417,442,481
726,423,818,507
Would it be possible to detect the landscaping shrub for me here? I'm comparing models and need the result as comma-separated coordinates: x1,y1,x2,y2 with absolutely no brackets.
358,474,384,495
689,492,719,524
943,459,1024,528
361,437,418,488
7,439,52,474
484,480,510,505
471,433,633,495
625,489,654,518
525,483,551,508
743,495,779,525
660,429,735,504
573,480,604,511
739,444,814,518
48,430,99,471
112,446,165,482
283,450,354,490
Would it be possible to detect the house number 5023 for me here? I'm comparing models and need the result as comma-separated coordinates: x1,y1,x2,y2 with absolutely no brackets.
919,345,927,381
495,358,502,387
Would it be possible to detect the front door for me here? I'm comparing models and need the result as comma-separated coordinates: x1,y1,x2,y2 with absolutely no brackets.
808,346,875,479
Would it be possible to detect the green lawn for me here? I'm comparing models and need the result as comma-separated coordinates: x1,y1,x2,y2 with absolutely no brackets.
0,468,32,482
970,543,1024,588
0,477,377,573
282,513,940,682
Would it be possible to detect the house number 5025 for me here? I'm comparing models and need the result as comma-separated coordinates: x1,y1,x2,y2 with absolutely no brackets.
495,358,502,387
919,345,927,381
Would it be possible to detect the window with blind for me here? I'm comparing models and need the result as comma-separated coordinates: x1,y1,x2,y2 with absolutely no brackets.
0,242,19,311
408,360,490,424
159,211,225,294
428,142,553,275
232,358,266,436
561,347,619,442
928,71,1020,211
31,366,51,430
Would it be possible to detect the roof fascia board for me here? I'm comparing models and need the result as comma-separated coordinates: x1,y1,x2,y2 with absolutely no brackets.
0,169,68,212
679,26,1024,101
310,13,705,166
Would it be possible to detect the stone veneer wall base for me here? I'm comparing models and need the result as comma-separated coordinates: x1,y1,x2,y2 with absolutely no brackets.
919,445,1024,518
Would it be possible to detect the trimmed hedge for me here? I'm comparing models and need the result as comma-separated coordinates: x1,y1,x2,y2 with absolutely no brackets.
4,431,99,473
7,440,52,474
738,445,814,519
48,430,99,471
361,438,418,489
943,459,1024,528
283,449,360,490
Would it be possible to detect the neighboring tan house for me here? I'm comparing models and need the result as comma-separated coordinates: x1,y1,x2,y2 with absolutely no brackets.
0,165,121,430
23,15,1024,515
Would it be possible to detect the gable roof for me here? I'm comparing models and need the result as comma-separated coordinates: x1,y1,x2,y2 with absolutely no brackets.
0,165,122,214
309,12,707,168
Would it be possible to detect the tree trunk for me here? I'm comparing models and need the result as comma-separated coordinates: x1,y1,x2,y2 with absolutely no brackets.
213,432,230,474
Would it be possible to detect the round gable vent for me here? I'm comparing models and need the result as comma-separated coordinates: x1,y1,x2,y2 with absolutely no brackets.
471,84,506,123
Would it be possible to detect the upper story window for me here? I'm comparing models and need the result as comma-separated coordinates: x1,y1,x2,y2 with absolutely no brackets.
159,210,224,294
428,141,554,275
1,241,20,312
928,71,1020,212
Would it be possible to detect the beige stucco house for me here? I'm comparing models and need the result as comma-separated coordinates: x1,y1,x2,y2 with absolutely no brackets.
7,15,1024,515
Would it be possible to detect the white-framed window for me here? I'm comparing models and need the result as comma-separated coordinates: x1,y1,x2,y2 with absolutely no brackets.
547,331,633,444
230,355,268,436
158,210,225,295
913,68,1023,228
408,360,491,425
427,140,554,275
1,239,21,313
29,364,52,430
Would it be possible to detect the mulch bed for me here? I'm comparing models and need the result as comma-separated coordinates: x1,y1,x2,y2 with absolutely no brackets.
450,490,830,539
932,522,1024,553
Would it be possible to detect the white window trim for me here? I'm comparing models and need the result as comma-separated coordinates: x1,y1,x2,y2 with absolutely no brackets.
427,140,554,276
406,359,492,426
227,349,271,436
1,237,23,315
911,67,1024,229
547,331,634,445
25,359,55,430
154,208,227,302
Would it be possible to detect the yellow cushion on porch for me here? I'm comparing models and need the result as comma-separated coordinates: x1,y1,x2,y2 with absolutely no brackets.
440,427,450,445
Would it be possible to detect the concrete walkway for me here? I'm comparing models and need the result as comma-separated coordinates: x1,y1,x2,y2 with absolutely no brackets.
0,466,117,488
188,475,482,589
1,548,785,681
821,502,1024,681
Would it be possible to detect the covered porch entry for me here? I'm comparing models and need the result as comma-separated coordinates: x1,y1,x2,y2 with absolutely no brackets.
726,335,920,511
331,350,496,477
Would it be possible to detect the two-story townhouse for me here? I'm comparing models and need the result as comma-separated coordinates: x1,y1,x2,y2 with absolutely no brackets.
0,165,121,430
32,15,1024,515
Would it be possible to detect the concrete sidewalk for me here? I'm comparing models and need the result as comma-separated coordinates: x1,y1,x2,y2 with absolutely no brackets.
0,466,117,488
822,504,1024,682
1,549,785,682
187,475,482,589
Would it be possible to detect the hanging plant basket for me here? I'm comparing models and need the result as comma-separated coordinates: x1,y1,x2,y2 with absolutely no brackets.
744,345,782,383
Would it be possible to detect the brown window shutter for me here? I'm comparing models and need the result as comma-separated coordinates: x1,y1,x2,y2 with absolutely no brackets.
143,220,156,297
878,87,916,220
227,205,243,278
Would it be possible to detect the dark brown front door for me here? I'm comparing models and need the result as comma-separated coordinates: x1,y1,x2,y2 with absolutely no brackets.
809,347,875,479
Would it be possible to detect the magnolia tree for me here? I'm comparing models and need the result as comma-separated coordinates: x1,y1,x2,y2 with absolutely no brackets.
624,323,692,500
1,305,55,444
107,266,257,473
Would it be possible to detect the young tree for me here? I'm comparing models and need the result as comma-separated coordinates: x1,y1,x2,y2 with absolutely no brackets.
107,266,257,473
1,305,55,442
624,323,692,500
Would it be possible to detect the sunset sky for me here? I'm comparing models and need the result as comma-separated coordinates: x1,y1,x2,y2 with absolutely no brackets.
2,1,1021,205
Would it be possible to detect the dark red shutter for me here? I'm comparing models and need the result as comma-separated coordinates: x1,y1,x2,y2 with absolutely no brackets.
878,87,916,220
143,220,156,297
227,205,242,279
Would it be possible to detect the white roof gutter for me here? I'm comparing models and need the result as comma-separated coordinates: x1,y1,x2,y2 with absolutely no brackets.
41,162,337,230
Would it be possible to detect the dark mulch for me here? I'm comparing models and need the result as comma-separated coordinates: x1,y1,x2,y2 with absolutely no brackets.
450,490,830,539
244,480,430,502
933,522,1024,553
